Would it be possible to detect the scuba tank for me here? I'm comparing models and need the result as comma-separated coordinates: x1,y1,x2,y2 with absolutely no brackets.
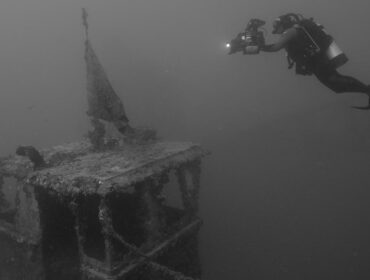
325,40,348,68
298,18,348,68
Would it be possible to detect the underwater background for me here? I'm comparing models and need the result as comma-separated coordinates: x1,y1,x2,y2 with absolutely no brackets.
1,0,370,279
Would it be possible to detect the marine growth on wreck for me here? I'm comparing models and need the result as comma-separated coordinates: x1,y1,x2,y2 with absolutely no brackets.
0,8,209,280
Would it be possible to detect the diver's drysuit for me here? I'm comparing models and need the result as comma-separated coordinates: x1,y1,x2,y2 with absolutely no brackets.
286,18,370,95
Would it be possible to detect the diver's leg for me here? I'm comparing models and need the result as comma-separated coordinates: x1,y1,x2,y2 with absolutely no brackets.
314,68,370,108
314,69,370,94
327,72,370,94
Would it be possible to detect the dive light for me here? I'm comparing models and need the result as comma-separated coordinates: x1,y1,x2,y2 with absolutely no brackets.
227,18,266,55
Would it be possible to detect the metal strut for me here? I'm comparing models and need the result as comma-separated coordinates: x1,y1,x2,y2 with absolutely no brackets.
98,197,201,280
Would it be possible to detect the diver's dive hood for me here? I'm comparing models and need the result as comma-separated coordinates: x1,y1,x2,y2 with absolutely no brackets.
272,13,302,34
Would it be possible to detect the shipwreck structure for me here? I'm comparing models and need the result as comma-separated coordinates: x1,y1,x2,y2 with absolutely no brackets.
0,9,208,280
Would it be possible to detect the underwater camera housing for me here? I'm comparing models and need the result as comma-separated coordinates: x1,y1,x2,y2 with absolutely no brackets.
226,18,266,55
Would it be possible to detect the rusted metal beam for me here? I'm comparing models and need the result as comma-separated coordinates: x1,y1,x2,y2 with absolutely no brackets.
176,167,192,212
98,196,115,273
139,181,164,247
176,160,203,215
188,160,202,214
82,218,202,279
149,262,200,280
69,199,87,265
114,218,202,278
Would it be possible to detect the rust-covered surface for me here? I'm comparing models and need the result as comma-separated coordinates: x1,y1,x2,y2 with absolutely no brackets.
0,142,90,179
0,140,208,280
0,8,209,279
0,141,207,197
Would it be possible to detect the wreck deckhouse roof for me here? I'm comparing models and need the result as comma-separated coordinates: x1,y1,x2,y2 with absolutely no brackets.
0,141,208,197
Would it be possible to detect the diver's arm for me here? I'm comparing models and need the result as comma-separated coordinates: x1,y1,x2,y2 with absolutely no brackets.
260,28,298,52
261,44,281,52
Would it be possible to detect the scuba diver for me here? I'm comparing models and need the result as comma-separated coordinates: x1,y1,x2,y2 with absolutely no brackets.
260,13,370,109
226,13,370,108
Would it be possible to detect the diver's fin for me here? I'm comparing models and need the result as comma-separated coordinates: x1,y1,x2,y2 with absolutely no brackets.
352,105,370,110
352,96,370,110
